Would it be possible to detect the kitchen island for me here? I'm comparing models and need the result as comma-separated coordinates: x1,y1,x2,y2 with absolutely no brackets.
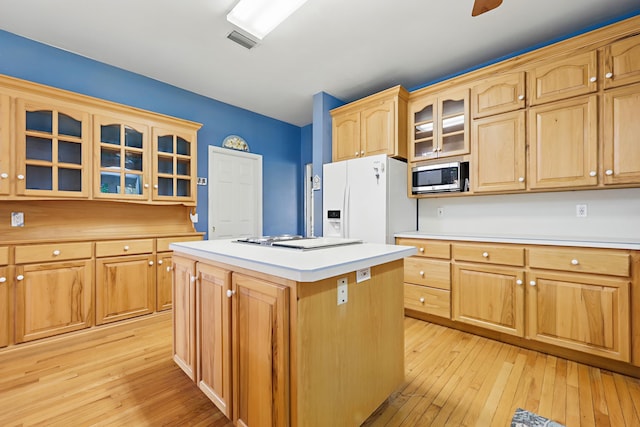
170,238,416,427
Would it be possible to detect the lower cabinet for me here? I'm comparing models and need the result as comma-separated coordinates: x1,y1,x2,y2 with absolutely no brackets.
0,255,10,347
156,252,174,311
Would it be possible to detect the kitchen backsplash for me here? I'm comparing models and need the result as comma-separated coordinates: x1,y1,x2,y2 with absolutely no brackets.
417,188,640,240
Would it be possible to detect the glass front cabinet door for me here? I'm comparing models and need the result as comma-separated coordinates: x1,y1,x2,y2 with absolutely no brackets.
94,115,149,201
152,127,196,203
15,98,90,197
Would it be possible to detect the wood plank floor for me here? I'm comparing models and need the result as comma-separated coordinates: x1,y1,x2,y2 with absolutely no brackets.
1,312,639,426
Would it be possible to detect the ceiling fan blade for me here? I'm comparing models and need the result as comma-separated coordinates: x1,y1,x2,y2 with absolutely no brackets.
472,0,503,16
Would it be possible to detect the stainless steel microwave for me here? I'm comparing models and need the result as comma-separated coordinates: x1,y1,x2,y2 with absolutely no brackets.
411,161,469,194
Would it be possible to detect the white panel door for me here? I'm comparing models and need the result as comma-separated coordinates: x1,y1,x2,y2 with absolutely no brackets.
208,146,262,239
347,154,388,244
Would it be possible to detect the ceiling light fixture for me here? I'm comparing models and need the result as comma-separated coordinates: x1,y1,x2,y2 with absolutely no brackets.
226,0,308,40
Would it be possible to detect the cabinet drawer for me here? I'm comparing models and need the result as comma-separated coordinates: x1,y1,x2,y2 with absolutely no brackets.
0,247,8,265
528,247,630,277
404,283,450,318
15,242,92,264
404,257,450,290
396,238,450,259
157,235,202,252
96,239,153,257
453,243,524,266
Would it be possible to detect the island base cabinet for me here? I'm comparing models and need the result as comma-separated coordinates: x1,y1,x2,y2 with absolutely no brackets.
172,256,196,380
527,270,630,362
14,261,93,343
232,273,290,427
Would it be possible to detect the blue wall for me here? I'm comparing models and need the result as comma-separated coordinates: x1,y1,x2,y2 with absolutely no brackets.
0,29,304,237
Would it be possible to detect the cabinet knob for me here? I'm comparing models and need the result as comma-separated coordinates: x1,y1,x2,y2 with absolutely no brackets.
360,150,365,156
518,94,524,100
516,279,523,285
589,76,597,83
0,277,6,283
419,271,425,276
154,184,159,189
123,245,130,251
529,280,536,287
571,259,579,265
16,275,24,281
589,171,597,177
144,183,150,188
419,247,425,252
518,177,525,183
158,260,163,265
226,289,236,298
149,261,154,266
52,250,61,256
166,266,172,272
419,297,425,304
0,173,7,179
190,275,196,283
354,152,359,156
605,72,613,79
482,252,489,258
605,169,613,176
17,174,25,180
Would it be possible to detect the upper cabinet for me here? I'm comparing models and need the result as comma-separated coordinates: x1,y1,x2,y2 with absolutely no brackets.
331,85,408,162
0,94,9,195
603,33,640,89
471,72,526,118
409,87,469,161
603,83,640,185
528,51,598,105
152,127,197,203
15,97,90,197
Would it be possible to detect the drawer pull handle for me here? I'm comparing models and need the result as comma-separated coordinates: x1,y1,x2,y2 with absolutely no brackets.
516,279,523,285
482,252,489,258
16,275,24,281
605,72,613,79
226,289,236,298
0,277,6,283
529,280,536,287
149,261,154,266
52,250,61,256
571,259,579,265
419,297,425,304
419,271,425,276
123,245,130,251
419,247,425,253
158,260,163,265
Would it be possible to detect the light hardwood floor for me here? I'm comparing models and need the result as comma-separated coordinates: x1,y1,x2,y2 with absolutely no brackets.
1,312,639,426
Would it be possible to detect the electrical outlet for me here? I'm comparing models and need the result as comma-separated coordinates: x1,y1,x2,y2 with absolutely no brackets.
437,207,444,217
576,204,588,218
11,212,24,227
356,267,371,283
337,278,348,305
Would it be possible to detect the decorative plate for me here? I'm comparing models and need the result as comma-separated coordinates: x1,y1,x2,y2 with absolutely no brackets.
222,135,249,152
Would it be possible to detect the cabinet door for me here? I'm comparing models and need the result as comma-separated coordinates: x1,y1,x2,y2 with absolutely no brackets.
452,263,525,337
603,33,640,89
603,83,640,185
172,256,197,380
94,115,150,201
232,273,289,427
15,260,93,343
527,271,630,362
0,265,8,347
529,51,598,105
472,72,526,118
472,110,526,192
156,252,174,311
95,254,155,325
0,94,9,195
196,263,232,418
152,127,197,204
528,95,598,189
360,99,395,157
438,88,470,158
409,95,437,161
332,111,360,162
15,98,90,197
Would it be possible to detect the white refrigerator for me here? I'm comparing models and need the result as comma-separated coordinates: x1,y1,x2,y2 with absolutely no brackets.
322,154,416,244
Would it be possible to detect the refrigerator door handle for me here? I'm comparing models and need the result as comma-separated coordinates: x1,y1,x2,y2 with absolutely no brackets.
343,184,350,238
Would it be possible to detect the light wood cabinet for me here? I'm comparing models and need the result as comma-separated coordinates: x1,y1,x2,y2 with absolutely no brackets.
453,242,525,266
603,83,640,185
152,127,197,203
452,263,525,337
409,87,470,161
603,33,640,89
472,110,526,192
95,242,156,325
0,94,9,195
527,270,630,362
528,95,598,189
156,252,174,311
172,255,197,380
471,72,526,118
331,85,408,162
232,273,290,427
528,51,598,105
15,97,91,197
0,247,9,348
196,263,232,418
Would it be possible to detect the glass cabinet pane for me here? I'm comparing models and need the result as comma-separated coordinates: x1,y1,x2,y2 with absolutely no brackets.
176,137,190,155
26,110,53,133
158,135,173,153
177,179,190,197
100,172,119,194
58,168,82,192
158,177,173,196
440,96,467,155
158,157,173,174
26,136,52,161
58,141,82,165
125,127,143,149
101,124,121,145
58,113,82,138
413,103,435,159
124,174,142,195
26,165,52,190
101,148,120,168
124,151,143,171
177,159,189,176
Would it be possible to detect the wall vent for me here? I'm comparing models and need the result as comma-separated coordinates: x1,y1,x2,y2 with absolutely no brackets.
227,30,257,49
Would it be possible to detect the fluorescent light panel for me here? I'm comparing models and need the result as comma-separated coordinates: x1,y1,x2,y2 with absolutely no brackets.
227,0,308,40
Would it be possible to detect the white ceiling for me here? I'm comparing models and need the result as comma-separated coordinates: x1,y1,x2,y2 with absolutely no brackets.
0,0,638,126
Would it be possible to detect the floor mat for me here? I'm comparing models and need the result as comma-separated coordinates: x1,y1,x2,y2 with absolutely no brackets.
511,407,566,427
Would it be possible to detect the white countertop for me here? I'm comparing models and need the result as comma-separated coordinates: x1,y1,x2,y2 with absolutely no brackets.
170,239,416,282
395,231,640,250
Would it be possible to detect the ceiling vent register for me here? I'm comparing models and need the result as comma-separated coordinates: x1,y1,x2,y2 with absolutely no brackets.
227,30,258,49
